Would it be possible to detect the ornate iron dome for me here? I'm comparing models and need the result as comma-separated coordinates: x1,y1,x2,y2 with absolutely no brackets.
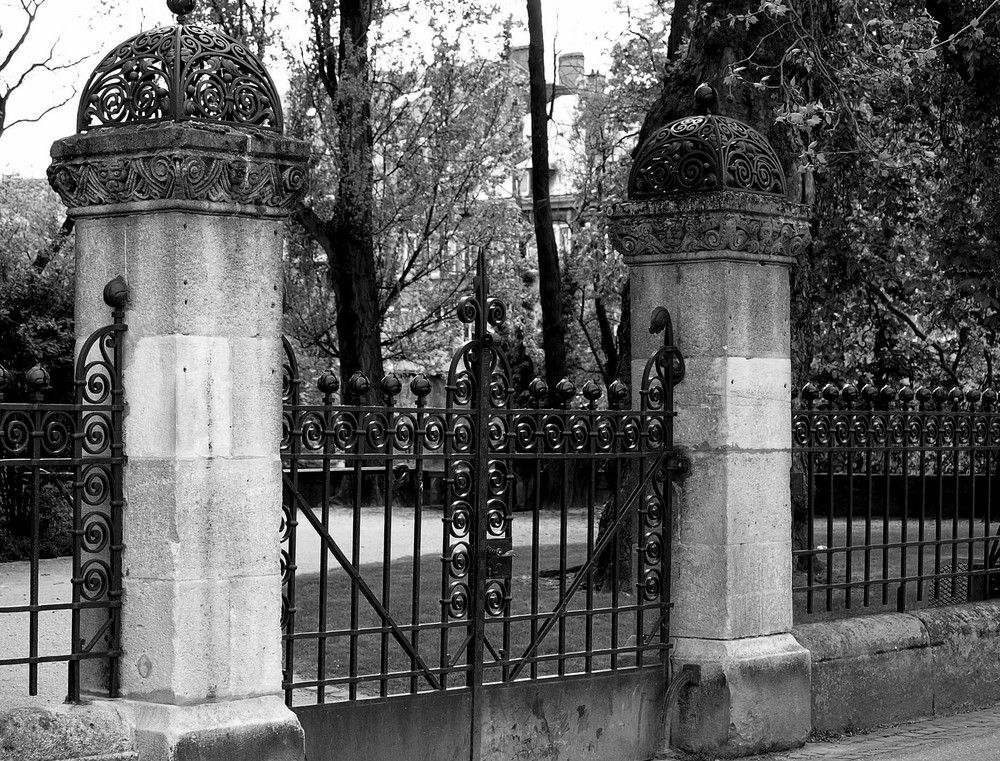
77,1,282,133
628,84,786,199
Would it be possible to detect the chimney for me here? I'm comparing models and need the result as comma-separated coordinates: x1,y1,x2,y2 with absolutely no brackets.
557,52,585,91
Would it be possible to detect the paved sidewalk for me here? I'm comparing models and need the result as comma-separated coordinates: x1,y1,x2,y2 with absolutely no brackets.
658,705,1000,760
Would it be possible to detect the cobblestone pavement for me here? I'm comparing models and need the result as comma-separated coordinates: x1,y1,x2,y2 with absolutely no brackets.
657,705,1000,760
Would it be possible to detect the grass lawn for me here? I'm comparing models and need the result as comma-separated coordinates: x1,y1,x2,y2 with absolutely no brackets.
286,541,667,701
793,518,999,623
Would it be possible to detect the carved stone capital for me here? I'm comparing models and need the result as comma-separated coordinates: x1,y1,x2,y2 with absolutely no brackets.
607,191,810,266
48,123,310,218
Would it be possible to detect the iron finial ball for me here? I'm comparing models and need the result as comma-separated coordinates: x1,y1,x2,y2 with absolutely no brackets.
103,276,129,309
167,0,197,17
694,83,718,115
25,365,51,392
409,374,432,400
316,371,340,396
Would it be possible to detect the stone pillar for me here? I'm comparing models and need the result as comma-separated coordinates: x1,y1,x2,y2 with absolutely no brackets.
49,123,309,760
610,188,812,756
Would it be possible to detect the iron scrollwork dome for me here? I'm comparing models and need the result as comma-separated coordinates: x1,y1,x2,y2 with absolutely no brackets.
628,85,785,199
77,11,282,134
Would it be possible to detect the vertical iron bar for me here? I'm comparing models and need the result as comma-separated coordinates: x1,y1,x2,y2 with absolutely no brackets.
635,392,647,669
951,407,960,595
848,406,855,610
882,410,891,606
585,405,596,674
29,392,41,696
610,424,622,669
108,309,126,698
899,403,910,612
935,407,944,600
530,403,542,680
411,398,425,695
284,398,301,706
864,407,873,609
440,391,454,690
317,388,333,703
380,398,395,698
917,406,927,602
349,403,364,700
558,407,569,677
69,354,86,703
467,261,494,761
835,407,844,612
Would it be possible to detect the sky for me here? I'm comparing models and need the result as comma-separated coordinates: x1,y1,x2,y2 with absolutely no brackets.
0,0,653,178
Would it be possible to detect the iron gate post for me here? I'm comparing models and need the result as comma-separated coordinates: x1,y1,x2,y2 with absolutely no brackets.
608,87,814,757
47,5,310,759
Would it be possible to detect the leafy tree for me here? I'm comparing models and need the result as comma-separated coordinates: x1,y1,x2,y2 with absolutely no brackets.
0,178,75,402
648,0,1000,389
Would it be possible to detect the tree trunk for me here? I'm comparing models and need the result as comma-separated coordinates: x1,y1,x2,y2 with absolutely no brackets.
526,0,568,405
332,0,384,387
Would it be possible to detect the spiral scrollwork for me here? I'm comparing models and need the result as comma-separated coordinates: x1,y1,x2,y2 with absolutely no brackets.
78,24,282,133
486,504,507,536
81,510,113,554
82,412,113,456
451,462,473,499
40,411,75,457
300,412,325,452
79,559,112,602
80,465,113,507
450,503,471,537
629,112,786,199
642,569,662,602
449,542,471,579
485,582,507,617
449,585,470,619
422,415,446,451
392,414,416,450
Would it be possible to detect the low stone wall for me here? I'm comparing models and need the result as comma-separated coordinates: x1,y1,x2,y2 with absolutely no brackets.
0,701,137,760
794,601,1000,734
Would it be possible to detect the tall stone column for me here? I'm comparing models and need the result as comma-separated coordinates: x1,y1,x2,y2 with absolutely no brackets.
47,8,310,759
609,93,812,757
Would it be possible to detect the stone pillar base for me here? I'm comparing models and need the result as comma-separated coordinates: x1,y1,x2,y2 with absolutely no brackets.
670,633,811,758
118,696,304,761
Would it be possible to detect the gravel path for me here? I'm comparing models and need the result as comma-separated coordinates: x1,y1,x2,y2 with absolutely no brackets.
0,506,593,710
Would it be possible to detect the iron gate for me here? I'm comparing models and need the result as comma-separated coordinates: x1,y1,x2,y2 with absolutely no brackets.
280,256,684,760
0,279,127,701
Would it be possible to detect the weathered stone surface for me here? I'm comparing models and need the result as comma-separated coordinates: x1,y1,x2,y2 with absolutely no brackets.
52,110,305,760
670,634,811,757
119,697,302,761
607,192,810,266
73,212,283,341
122,457,281,582
613,181,810,757
120,576,282,703
48,124,309,214
794,602,1000,734
794,613,933,733
672,537,793,639
0,702,137,760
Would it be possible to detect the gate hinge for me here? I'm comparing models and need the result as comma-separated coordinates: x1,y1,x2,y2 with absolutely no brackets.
666,453,691,476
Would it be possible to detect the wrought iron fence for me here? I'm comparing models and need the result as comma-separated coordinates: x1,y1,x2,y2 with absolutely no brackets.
0,280,127,701
793,382,1000,622
280,256,684,705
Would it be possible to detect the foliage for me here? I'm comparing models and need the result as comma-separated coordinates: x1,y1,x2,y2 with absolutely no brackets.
656,0,1000,389
0,469,73,562
0,177,75,402
545,1,671,388
283,2,531,379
